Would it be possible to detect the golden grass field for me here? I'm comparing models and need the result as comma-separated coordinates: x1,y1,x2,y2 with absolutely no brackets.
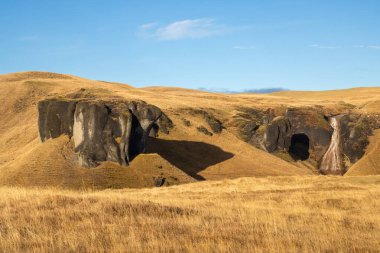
0,176,380,252
0,72,380,252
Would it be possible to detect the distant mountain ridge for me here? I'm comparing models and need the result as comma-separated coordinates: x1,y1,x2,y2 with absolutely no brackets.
198,87,289,94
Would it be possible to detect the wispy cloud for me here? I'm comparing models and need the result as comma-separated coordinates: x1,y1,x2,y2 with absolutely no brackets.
310,44,380,50
139,19,229,40
352,45,366,48
367,45,380,50
352,45,380,49
309,44,340,49
233,45,256,50
139,22,158,31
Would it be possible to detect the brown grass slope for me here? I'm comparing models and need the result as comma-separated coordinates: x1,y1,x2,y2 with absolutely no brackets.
346,130,380,176
0,135,194,189
0,176,380,252
0,71,379,187
273,87,380,114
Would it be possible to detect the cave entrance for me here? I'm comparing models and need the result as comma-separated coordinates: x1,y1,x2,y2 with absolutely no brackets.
288,134,310,161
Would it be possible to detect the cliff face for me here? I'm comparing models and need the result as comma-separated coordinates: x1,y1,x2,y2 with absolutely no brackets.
264,108,332,162
38,96,162,167
340,114,380,167
37,90,379,174
231,106,379,175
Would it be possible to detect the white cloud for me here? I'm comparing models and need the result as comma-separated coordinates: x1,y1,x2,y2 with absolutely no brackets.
368,45,380,50
139,19,227,40
233,45,256,50
309,44,340,49
310,44,380,50
139,22,158,31
352,45,380,50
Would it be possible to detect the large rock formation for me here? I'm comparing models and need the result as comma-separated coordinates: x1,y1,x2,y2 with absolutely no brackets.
264,108,332,162
38,95,163,167
230,107,329,160
231,106,378,175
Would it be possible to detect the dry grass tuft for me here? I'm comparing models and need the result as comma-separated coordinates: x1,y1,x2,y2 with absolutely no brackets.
0,176,379,252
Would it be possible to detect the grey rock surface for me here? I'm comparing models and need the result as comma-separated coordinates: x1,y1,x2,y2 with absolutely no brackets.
264,108,332,162
38,97,163,167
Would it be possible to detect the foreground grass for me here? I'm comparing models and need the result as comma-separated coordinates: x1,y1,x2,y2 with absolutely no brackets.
0,176,380,252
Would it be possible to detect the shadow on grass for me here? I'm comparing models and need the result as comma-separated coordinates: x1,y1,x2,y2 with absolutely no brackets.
146,137,234,180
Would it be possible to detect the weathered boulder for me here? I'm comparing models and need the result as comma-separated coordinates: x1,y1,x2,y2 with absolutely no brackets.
153,177,166,187
38,97,163,167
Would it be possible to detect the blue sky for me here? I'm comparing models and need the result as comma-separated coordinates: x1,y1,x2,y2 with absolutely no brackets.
0,0,379,91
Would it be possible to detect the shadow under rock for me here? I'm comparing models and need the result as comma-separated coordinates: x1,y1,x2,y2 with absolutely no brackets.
146,137,235,180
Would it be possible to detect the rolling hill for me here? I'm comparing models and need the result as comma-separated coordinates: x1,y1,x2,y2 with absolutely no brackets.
0,71,379,189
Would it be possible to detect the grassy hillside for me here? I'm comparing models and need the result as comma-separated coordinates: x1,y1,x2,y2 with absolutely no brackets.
0,176,379,252
346,130,380,176
0,71,379,188
0,71,314,189
273,87,380,114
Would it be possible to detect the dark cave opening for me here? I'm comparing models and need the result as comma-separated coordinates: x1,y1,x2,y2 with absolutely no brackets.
289,134,310,161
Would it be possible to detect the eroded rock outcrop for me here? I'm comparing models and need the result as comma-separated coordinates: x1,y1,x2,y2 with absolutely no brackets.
38,99,77,141
231,106,379,175
231,107,332,161
340,114,380,167
38,95,163,167
264,108,332,162
183,108,224,134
